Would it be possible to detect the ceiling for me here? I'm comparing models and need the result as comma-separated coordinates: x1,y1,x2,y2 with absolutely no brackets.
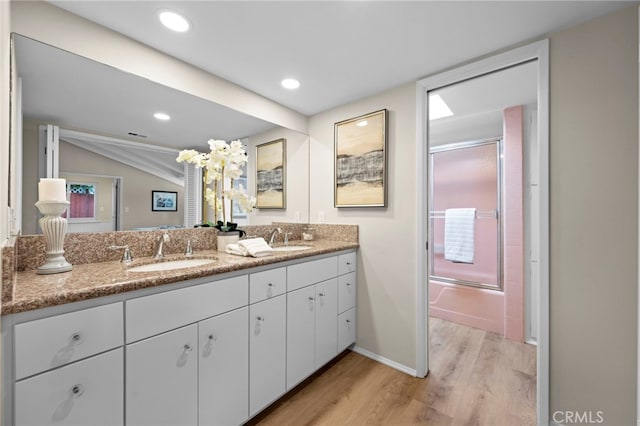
49,0,634,116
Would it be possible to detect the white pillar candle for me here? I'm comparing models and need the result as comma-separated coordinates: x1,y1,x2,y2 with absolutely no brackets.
38,178,67,202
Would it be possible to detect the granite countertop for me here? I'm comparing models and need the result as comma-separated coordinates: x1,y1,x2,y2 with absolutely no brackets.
3,240,358,315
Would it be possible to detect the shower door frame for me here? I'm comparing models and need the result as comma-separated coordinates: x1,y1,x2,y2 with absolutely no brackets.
429,138,503,291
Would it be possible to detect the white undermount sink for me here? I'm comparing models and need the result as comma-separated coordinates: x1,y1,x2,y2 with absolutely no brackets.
127,258,216,272
271,245,313,252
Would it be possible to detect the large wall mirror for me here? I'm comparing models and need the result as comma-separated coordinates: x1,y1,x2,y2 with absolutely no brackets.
13,34,310,234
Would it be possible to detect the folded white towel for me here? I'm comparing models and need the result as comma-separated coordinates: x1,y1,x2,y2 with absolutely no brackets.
225,243,248,257
444,208,476,264
238,238,274,258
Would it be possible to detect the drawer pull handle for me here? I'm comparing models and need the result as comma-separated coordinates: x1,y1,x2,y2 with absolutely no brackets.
70,332,83,345
71,384,84,398
184,344,193,352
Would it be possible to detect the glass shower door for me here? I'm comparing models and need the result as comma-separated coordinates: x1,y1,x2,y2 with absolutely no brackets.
429,139,502,290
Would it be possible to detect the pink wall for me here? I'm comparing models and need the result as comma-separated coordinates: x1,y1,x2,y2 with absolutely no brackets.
429,105,525,341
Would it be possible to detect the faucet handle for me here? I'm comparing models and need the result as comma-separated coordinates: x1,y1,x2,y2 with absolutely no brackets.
185,240,193,257
284,232,292,246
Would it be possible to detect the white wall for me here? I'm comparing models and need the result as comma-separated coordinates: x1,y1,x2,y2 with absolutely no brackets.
309,82,418,369
247,128,310,225
549,7,637,424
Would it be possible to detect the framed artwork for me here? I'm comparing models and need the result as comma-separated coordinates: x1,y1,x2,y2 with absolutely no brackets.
151,190,178,212
334,109,387,207
256,138,286,209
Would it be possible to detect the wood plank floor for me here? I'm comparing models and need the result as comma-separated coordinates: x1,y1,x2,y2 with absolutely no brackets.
247,317,536,426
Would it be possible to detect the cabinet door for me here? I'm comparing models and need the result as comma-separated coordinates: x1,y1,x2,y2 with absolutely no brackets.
338,308,357,351
15,348,123,426
315,279,338,368
249,295,286,416
286,286,316,389
199,307,249,426
126,324,198,426
338,272,357,314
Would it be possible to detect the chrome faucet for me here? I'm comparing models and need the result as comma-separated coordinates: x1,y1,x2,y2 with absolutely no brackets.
109,245,133,263
154,233,170,258
268,228,283,246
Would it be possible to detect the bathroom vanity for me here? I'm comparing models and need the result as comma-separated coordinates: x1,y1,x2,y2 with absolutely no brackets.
1,242,357,426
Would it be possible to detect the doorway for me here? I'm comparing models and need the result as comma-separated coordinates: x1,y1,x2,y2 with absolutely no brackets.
416,40,550,424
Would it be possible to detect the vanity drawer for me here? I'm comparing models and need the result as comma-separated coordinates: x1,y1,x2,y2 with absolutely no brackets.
338,252,356,276
126,275,248,343
287,256,338,292
338,308,356,351
15,302,123,380
15,348,124,426
338,272,356,314
250,267,286,304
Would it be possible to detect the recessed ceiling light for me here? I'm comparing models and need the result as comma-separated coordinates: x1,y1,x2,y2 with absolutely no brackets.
154,112,171,121
159,10,190,32
429,94,453,120
281,78,300,90
356,120,368,127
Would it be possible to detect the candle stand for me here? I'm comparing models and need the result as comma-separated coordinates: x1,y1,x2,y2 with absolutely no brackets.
35,200,73,274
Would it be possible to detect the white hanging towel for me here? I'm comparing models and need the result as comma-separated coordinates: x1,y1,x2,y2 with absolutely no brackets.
444,208,476,264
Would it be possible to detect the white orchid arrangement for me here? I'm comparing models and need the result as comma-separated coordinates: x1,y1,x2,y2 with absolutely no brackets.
177,139,256,231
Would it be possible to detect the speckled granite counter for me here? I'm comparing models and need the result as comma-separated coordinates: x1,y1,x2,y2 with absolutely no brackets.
3,240,358,315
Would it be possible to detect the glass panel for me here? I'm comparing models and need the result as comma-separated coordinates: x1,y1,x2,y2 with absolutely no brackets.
430,141,500,288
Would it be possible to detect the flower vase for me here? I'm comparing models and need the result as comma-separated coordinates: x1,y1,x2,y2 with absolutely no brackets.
217,231,240,252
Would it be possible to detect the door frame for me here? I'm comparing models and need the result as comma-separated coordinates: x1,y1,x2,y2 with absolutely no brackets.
415,40,550,425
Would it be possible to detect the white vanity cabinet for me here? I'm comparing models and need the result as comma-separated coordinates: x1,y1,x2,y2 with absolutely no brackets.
5,249,357,426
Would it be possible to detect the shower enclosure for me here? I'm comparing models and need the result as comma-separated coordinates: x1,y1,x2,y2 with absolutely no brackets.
429,138,502,290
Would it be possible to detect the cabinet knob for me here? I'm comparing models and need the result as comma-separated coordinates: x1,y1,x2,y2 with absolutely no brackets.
267,283,274,287
346,282,351,286
256,316,264,322
184,344,193,352
308,297,315,301
70,332,83,345
319,292,326,297
346,261,352,266
208,333,217,342
71,384,84,398
346,319,351,324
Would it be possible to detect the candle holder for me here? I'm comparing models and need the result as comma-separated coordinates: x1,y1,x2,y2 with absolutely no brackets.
35,200,73,275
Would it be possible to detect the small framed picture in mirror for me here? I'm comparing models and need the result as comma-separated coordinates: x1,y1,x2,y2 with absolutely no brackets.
152,191,178,212
256,138,286,209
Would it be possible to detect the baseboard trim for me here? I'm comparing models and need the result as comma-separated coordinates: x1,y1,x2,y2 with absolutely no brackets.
351,346,417,377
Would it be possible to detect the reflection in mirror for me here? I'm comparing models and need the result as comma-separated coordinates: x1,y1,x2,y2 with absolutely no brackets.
13,34,310,234
427,60,537,338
